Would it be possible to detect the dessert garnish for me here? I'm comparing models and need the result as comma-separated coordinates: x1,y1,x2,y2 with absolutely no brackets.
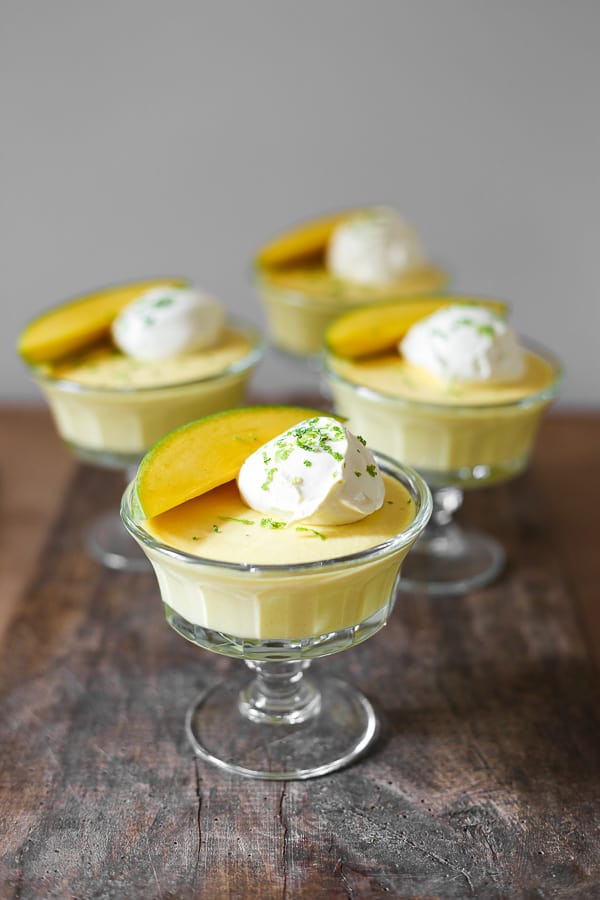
111,286,225,361
237,416,384,524
132,406,325,520
326,207,426,286
325,297,508,361
400,304,525,383
17,278,186,364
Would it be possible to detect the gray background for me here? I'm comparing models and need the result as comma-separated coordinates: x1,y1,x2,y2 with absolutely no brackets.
3,1,598,406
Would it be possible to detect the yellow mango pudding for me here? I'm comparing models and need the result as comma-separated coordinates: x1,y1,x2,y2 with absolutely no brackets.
121,407,431,780
324,298,562,595
19,280,263,469
18,279,263,573
254,206,448,357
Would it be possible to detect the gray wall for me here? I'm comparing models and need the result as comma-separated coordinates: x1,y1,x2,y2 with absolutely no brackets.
3,1,598,406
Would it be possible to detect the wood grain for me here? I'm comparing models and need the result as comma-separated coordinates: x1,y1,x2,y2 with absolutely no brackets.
0,406,74,636
1,410,599,898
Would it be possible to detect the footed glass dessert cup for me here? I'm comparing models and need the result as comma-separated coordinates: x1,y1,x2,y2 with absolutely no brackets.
120,454,431,780
28,321,263,572
255,259,449,403
252,209,448,400
254,209,447,361
325,342,562,596
255,270,448,362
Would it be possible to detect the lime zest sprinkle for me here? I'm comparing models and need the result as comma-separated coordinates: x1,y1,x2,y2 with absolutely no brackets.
355,471,362,477
357,435,367,446
260,518,286,529
366,464,378,478
219,515,254,525
289,419,346,462
295,526,326,540
261,467,278,490
274,439,295,462
211,524,221,533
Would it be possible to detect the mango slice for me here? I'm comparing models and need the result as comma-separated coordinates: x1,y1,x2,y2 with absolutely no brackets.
255,209,366,271
18,277,187,364
325,296,508,360
133,405,326,520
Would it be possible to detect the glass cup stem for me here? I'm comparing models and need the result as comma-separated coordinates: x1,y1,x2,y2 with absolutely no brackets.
239,660,322,725
430,485,463,526
399,484,505,595
84,462,150,572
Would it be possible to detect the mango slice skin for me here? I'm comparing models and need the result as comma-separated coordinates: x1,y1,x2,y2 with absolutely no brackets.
18,277,188,364
325,296,509,360
133,405,326,521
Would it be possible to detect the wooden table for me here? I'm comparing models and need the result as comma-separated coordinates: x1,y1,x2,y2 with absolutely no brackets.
1,407,599,898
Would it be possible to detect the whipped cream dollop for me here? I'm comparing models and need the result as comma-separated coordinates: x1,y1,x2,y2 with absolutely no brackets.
111,286,225,361
327,207,426,287
400,304,526,383
237,416,385,525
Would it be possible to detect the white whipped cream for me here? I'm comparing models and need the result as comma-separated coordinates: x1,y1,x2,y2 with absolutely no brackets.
237,416,385,525
400,304,525,383
327,207,426,286
111,287,225,361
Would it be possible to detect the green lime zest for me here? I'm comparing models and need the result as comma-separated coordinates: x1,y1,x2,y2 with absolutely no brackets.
219,515,254,525
295,526,326,540
260,518,287,529
261,467,278,490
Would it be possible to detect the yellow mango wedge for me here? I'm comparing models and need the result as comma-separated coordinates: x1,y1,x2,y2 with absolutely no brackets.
133,405,326,521
325,296,509,360
18,277,187,364
255,209,366,270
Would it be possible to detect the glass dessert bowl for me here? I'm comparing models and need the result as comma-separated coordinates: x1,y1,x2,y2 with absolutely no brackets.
324,298,562,595
121,407,432,779
18,279,264,571
254,206,448,360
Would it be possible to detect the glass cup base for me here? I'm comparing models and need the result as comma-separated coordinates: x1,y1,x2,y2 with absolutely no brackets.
84,509,151,573
185,671,378,781
398,523,505,596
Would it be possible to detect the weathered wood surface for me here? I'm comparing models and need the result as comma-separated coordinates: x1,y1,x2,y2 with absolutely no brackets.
1,415,600,898
0,407,74,638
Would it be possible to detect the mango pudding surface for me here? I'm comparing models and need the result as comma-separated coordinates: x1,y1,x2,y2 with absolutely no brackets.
255,207,447,357
46,326,256,390
123,409,431,644
325,299,561,487
19,281,263,467
141,471,416,641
